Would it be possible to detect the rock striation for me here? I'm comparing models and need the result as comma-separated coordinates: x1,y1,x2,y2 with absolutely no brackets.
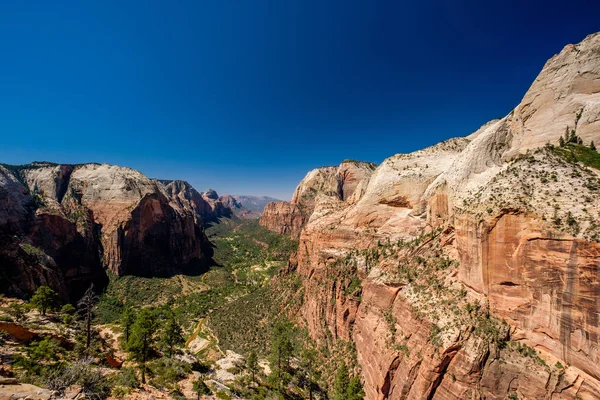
281,32,600,399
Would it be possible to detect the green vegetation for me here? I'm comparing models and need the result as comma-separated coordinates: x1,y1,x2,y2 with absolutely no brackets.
19,243,47,258
552,142,600,170
333,361,364,400
30,286,57,316
160,309,185,357
95,219,298,330
193,377,212,398
127,308,158,383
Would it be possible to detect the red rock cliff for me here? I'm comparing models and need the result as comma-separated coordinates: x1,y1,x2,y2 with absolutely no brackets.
283,32,600,399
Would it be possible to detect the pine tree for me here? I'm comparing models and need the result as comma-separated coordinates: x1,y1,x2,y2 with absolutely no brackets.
269,321,293,392
347,376,365,400
31,286,57,316
333,361,350,400
247,351,258,383
127,308,157,383
333,361,364,400
160,309,184,357
121,307,136,344
591,141,597,151
559,136,565,147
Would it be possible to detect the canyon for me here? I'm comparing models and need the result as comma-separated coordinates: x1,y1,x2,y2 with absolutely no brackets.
0,162,243,301
1,31,600,400
260,32,600,399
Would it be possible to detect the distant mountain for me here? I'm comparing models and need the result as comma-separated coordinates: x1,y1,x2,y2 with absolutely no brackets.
231,195,281,215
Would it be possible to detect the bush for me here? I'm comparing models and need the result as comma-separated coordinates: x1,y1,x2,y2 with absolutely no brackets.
46,359,111,400
147,357,191,389
111,367,139,389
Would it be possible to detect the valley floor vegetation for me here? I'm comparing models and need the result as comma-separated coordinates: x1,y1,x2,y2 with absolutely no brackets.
0,218,363,400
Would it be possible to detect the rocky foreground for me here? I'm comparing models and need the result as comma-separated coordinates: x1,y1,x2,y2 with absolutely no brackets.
261,32,600,399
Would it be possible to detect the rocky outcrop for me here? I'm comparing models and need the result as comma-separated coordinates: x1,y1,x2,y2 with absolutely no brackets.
259,161,377,236
283,32,600,399
259,202,305,236
161,181,234,222
0,163,219,300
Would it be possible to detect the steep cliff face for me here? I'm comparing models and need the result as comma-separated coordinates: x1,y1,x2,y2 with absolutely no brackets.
0,163,218,300
284,32,600,399
259,202,305,236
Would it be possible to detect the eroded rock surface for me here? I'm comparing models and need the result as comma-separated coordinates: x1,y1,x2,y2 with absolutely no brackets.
282,32,600,399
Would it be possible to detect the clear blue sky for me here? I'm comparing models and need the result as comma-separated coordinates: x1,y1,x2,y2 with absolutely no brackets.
1,1,599,199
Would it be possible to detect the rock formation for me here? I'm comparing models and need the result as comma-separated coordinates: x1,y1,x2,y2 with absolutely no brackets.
281,32,600,399
259,202,305,236
0,163,220,301
259,160,377,237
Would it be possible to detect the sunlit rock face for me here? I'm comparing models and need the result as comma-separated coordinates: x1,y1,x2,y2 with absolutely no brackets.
0,163,217,300
259,160,377,237
283,32,600,399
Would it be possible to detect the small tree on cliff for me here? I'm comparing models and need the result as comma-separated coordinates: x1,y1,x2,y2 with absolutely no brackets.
31,286,57,316
591,141,597,151
333,362,350,400
299,348,320,400
61,303,76,325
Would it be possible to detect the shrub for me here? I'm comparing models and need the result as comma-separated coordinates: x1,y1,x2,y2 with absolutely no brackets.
46,359,111,400
147,357,191,389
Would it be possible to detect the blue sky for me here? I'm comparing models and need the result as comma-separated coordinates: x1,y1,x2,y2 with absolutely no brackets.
1,1,599,199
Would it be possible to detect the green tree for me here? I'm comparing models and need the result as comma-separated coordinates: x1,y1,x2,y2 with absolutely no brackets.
269,321,293,391
333,361,364,400
591,141,597,151
121,307,136,344
160,309,184,357
246,351,258,383
127,308,157,383
347,376,365,400
333,361,350,400
568,129,578,144
193,378,211,400
30,286,57,316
